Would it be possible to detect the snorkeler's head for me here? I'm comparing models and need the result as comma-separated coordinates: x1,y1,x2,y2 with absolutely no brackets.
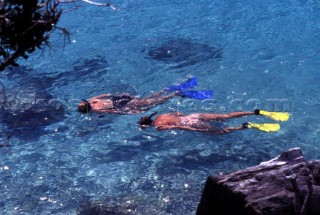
138,112,158,129
78,99,92,113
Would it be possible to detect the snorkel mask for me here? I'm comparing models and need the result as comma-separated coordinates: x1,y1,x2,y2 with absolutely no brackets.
78,99,92,113
138,112,158,128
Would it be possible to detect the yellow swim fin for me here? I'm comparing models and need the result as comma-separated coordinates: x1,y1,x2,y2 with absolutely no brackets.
243,122,281,132
255,109,290,121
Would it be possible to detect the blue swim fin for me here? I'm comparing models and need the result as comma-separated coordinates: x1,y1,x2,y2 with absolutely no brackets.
179,90,213,100
166,77,197,92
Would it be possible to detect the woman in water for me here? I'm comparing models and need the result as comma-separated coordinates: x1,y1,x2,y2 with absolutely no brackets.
137,109,289,134
78,77,212,114
78,91,179,114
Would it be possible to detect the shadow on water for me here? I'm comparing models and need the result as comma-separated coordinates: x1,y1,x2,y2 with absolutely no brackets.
145,38,223,68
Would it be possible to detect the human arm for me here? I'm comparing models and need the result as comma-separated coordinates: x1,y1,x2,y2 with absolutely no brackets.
131,92,178,108
91,93,136,100
93,108,141,114
89,94,113,100
143,90,167,99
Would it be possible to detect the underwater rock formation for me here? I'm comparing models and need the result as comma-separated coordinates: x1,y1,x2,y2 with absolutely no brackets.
146,39,223,68
77,198,135,215
0,69,65,128
197,147,320,215
2,87,65,127
0,66,66,141
72,55,109,75
0,84,65,141
0,80,4,109
0,55,111,141
53,55,109,88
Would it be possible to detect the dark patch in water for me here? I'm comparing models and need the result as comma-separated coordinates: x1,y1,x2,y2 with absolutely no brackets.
0,56,112,141
146,39,223,68
73,55,109,75
0,55,108,137
78,198,135,215
53,55,109,88
2,88,65,127
88,145,139,164
1,71,66,140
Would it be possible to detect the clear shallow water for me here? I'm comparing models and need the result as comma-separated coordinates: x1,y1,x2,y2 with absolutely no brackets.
0,0,320,214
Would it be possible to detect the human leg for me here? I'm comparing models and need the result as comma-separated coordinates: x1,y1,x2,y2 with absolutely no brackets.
205,125,245,135
191,111,255,121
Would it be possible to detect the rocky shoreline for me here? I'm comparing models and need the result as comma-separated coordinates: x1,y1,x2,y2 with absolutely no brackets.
197,148,320,215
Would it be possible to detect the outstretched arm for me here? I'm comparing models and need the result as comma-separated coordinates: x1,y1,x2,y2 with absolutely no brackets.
130,92,178,108
143,90,166,99
93,107,143,114
90,94,112,100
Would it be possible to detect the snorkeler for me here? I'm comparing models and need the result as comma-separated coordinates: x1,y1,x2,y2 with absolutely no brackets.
138,109,290,134
78,77,213,114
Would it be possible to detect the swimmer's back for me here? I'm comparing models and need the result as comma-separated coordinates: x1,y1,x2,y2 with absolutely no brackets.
154,112,186,127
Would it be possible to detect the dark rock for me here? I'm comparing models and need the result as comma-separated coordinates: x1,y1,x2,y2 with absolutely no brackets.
197,147,320,215
0,74,65,141
146,39,222,68
73,55,109,75
0,80,5,109
78,199,135,215
51,55,110,91
2,88,65,127
1,66,65,128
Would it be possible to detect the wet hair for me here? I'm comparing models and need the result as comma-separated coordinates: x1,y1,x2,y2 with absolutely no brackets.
78,99,92,113
138,112,158,128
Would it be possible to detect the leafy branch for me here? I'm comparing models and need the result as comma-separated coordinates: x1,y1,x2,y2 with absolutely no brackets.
0,0,115,71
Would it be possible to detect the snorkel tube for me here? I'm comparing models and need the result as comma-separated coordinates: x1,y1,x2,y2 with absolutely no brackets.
138,112,158,128
78,99,92,113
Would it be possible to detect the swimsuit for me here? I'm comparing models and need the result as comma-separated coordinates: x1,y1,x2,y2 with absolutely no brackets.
105,95,133,109
180,114,207,127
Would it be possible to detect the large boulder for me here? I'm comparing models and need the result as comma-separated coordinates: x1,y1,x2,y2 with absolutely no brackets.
197,147,320,215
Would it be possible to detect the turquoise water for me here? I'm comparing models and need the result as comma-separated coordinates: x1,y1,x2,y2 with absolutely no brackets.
0,0,320,214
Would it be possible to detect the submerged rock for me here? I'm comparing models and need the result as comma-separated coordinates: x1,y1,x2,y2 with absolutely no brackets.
53,55,109,88
78,198,136,215
1,55,109,127
147,39,223,68
0,71,65,130
0,84,65,141
2,87,65,127
72,55,109,76
197,147,320,215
